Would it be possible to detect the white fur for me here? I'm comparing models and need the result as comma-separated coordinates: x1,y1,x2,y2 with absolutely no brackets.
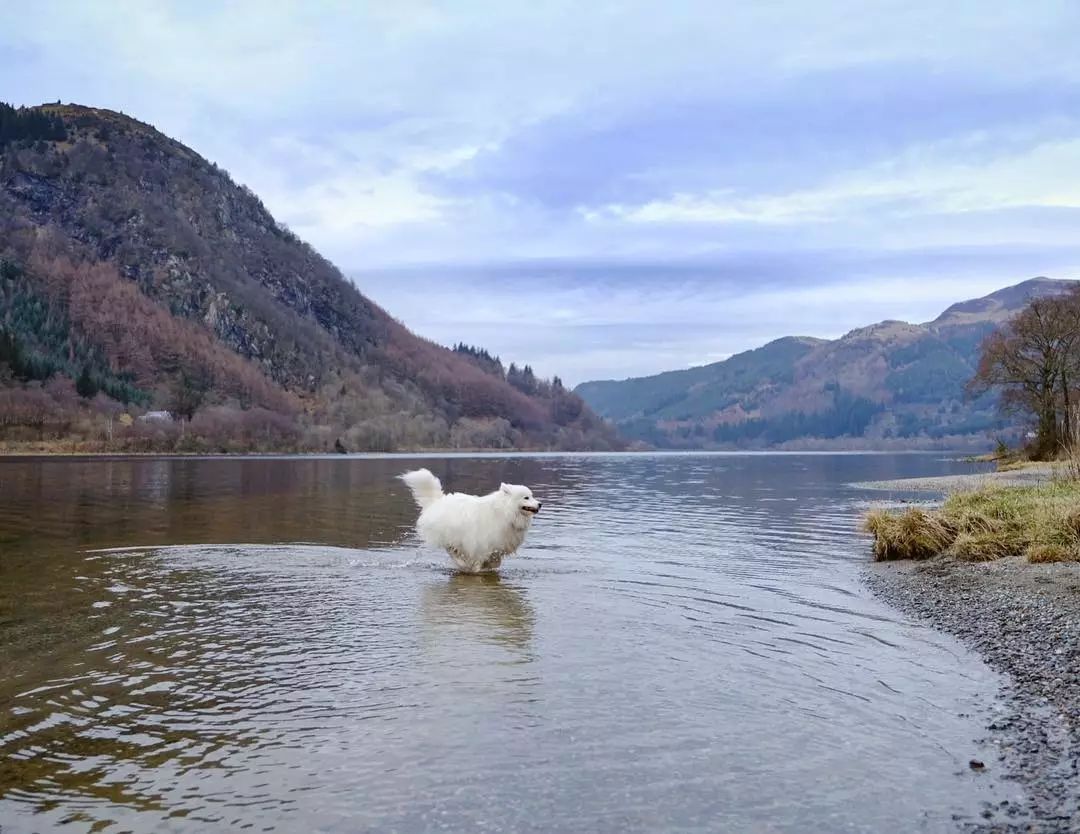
400,469,541,573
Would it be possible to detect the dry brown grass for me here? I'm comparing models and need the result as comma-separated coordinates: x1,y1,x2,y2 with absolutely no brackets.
948,531,1021,562
1027,543,1080,564
864,508,952,561
864,481,1080,564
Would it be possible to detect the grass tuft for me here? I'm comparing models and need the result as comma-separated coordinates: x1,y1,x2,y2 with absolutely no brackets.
864,480,1080,564
948,531,1021,562
864,508,953,561
1027,543,1080,564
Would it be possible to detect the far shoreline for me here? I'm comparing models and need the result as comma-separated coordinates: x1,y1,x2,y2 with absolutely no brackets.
0,447,989,460
855,461,1054,493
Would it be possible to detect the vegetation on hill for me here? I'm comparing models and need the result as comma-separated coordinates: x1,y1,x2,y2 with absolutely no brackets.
0,103,66,149
575,336,820,424
576,279,1076,450
0,102,621,453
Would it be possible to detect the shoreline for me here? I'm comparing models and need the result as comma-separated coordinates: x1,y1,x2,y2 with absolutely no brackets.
857,462,1057,494
861,468,1080,831
865,560,1080,832
0,448,984,460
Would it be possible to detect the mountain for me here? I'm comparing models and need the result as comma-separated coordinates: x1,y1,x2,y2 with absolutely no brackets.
0,102,621,452
576,279,1076,450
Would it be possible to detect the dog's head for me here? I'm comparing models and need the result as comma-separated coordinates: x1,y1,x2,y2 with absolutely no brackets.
500,482,541,516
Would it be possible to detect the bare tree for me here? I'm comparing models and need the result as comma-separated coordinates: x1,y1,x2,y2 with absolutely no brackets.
970,290,1080,458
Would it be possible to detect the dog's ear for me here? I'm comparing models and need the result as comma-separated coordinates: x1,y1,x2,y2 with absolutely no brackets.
500,482,511,494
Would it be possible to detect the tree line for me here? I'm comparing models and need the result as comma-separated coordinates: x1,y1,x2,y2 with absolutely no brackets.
0,102,67,149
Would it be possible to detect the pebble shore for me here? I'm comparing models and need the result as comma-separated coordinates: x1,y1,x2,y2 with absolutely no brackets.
858,462,1057,494
860,464,1080,831
866,550,1080,831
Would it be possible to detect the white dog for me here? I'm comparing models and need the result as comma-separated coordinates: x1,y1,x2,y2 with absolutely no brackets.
400,469,541,573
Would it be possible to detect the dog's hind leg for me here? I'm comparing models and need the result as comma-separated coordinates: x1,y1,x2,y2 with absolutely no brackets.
479,553,503,572
447,547,478,574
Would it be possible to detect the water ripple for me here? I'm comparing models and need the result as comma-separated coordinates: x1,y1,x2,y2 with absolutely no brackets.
0,453,1014,832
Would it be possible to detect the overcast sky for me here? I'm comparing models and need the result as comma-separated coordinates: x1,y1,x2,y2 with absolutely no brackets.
4,1,1080,384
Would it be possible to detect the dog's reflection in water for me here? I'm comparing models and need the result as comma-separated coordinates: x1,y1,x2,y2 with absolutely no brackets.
421,572,535,656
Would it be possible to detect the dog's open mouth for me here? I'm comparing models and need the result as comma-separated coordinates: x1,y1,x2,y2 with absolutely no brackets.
522,505,540,514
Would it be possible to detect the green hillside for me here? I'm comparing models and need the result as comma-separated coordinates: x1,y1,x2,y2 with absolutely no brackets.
576,279,1075,449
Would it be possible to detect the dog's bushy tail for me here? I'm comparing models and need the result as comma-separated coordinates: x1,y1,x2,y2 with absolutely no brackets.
400,468,444,510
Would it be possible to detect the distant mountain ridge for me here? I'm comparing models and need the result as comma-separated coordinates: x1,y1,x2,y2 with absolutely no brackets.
0,103,621,452
576,278,1076,449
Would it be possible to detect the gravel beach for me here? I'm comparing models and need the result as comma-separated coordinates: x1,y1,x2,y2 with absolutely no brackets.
862,465,1080,832
858,462,1058,494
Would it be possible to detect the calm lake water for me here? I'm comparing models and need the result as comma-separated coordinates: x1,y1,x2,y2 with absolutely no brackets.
1,453,1014,833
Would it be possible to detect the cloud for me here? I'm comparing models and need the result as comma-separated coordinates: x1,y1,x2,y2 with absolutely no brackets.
593,133,1080,227
355,246,1080,384
3,1,1080,379
436,66,1080,213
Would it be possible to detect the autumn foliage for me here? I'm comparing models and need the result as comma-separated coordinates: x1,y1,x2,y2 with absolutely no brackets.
0,103,622,453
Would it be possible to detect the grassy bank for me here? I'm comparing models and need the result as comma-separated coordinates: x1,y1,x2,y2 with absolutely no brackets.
865,480,1080,564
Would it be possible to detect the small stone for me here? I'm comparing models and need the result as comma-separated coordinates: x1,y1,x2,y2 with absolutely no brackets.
969,759,985,770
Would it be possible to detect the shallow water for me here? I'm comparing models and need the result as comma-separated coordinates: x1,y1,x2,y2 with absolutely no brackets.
1,453,1013,832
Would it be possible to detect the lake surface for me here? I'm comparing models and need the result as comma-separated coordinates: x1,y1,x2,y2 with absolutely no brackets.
1,453,1015,832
